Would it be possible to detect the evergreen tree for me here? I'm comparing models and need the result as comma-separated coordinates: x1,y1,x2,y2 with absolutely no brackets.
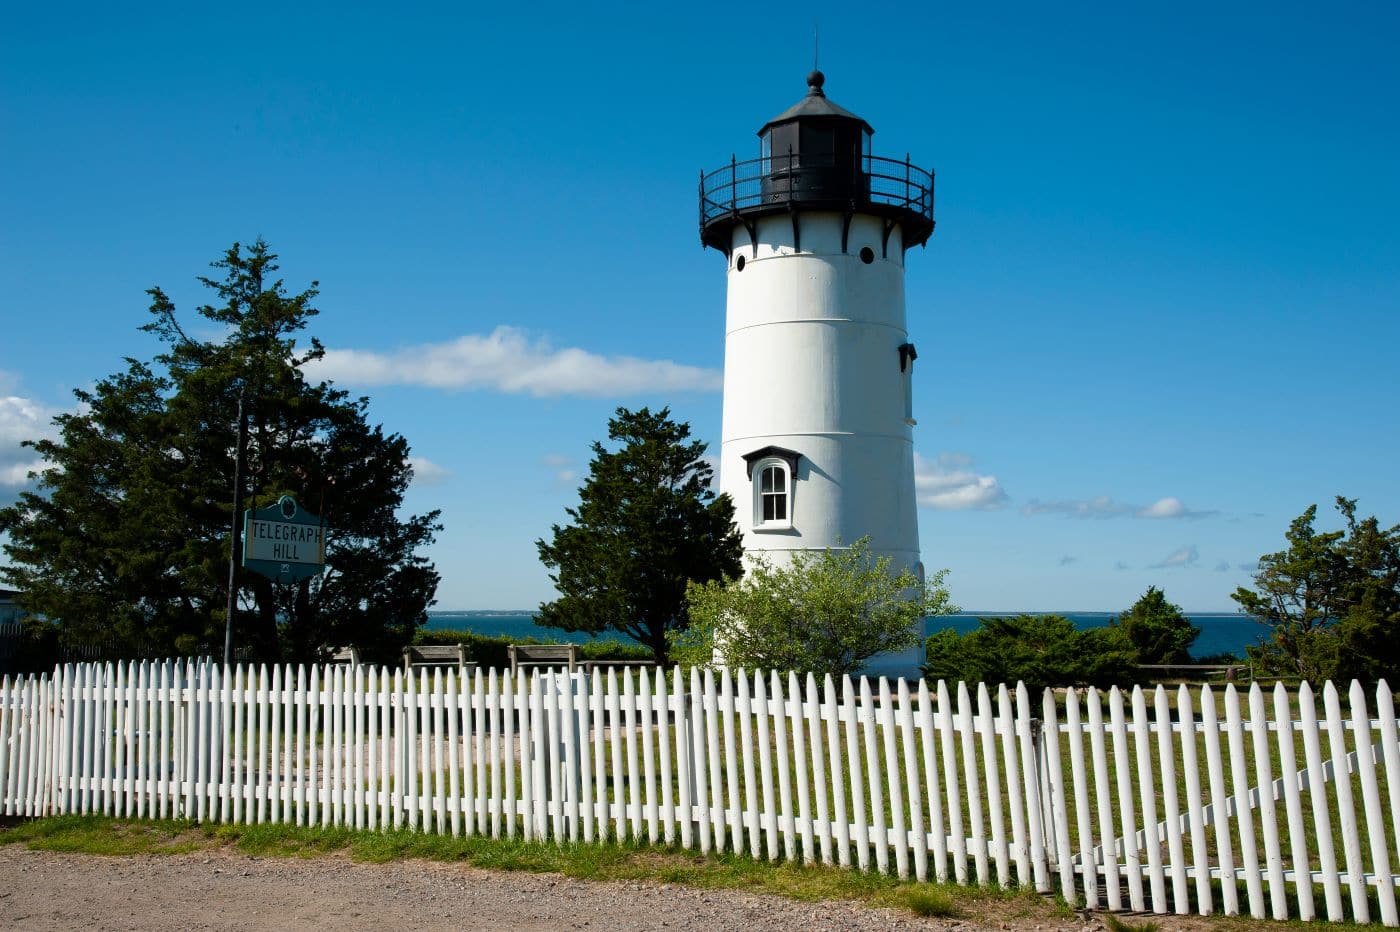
535,407,742,662
1233,497,1399,683
1112,586,1200,665
0,241,441,662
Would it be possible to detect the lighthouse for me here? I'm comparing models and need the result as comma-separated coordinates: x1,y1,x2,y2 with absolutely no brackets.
699,71,935,678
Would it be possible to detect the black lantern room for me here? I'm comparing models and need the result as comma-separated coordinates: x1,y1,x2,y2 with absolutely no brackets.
700,72,935,255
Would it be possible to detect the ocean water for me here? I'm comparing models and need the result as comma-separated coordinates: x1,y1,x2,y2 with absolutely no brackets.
425,610,1261,659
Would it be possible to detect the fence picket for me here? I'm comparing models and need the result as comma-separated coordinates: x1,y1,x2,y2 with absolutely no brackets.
1350,680,1397,925
620,669,641,842
1043,688,1075,904
1131,686,1166,912
1224,684,1265,917
737,671,760,857
1000,684,1029,888
977,682,1008,886
530,670,547,838
591,670,607,841
1087,688,1121,910
640,668,658,844
1017,683,1049,893
1249,683,1287,919
826,674,851,868
488,668,502,838
673,668,691,849
772,671,795,861
659,670,677,846
692,668,713,853
755,671,780,860
937,681,965,882
1153,685,1187,914
879,677,907,880
503,670,517,840
805,673,829,865
1323,681,1368,922
1274,682,1313,920
845,675,870,871
957,682,987,884
1065,689,1093,908
898,679,927,882
1378,682,1400,913
607,668,625,840
1110,687,1144,910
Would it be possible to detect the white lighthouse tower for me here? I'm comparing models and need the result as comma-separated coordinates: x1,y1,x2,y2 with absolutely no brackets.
699,71,935,678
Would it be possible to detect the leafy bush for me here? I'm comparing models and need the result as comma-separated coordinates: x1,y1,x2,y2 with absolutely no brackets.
923,614,1139,693
673,537,956,677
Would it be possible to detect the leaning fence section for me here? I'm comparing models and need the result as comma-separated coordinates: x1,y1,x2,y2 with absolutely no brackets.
0,662,1397,925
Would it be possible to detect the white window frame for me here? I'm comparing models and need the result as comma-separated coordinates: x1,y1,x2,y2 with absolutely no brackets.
752,458,793,531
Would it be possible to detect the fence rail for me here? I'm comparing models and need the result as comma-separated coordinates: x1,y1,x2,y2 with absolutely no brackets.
1,662,1397,924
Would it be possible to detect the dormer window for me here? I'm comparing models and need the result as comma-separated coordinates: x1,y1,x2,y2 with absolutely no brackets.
742,445,802,531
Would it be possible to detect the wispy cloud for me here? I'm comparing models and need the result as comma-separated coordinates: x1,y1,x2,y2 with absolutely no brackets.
1022,494,1216,520
0,385,59,500
1136,496,1218,519
914,452,1007,511
1213,560,1232,572
1150,545,1200,569
1114,561,1132,571
1059,555,1077,566
1022,496,1133,519
540,453,578,488
310,326,722,398
407,456,451,486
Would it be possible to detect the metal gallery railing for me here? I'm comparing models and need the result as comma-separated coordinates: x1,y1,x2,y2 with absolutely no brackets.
700,153,934,228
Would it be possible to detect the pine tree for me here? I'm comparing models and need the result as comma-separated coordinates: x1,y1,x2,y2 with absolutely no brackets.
0,240,441,662
536,407,742,662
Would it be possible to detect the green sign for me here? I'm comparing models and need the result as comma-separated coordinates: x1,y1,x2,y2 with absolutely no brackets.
242,495,326,583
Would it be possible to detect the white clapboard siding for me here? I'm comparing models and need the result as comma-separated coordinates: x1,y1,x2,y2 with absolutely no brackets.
2,664,1399,927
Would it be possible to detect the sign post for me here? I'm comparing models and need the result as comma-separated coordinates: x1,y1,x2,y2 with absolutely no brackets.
243,495,327,583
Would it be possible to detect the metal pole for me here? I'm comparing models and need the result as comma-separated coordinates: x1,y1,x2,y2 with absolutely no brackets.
224,384,248,663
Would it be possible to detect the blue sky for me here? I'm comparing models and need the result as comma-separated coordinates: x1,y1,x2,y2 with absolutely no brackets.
2,2,1397,612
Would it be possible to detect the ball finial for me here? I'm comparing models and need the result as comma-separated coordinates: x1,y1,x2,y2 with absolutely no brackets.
806,70,825,94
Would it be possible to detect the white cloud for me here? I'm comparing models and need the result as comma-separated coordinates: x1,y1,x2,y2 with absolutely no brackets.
914,452,1008,510
310,326,722,398
1023,494,1216,520
540,453,580,487
1021,496,1134,518
1150,545,1200,569
0,391,60,495
1136,496,1218,520
406,456,451,486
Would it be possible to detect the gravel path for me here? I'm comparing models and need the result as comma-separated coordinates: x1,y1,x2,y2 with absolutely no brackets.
0,845,977,931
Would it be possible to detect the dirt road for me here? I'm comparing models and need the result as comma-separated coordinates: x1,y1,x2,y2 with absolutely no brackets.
0,844,983,931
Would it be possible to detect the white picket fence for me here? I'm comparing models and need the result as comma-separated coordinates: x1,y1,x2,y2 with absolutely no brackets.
2,661,1399,925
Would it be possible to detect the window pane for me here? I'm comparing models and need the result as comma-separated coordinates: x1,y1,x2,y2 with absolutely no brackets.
763,495,776,521
772,468,786,493
774,496,786,521
761,467,775,493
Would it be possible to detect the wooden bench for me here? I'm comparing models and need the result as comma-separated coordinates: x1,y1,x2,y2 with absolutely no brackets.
330,646,362,666
403,644,477,676
508,643,580,675
579,659,657,674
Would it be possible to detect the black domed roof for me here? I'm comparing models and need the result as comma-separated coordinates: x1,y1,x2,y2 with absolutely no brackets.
759,70,873,135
